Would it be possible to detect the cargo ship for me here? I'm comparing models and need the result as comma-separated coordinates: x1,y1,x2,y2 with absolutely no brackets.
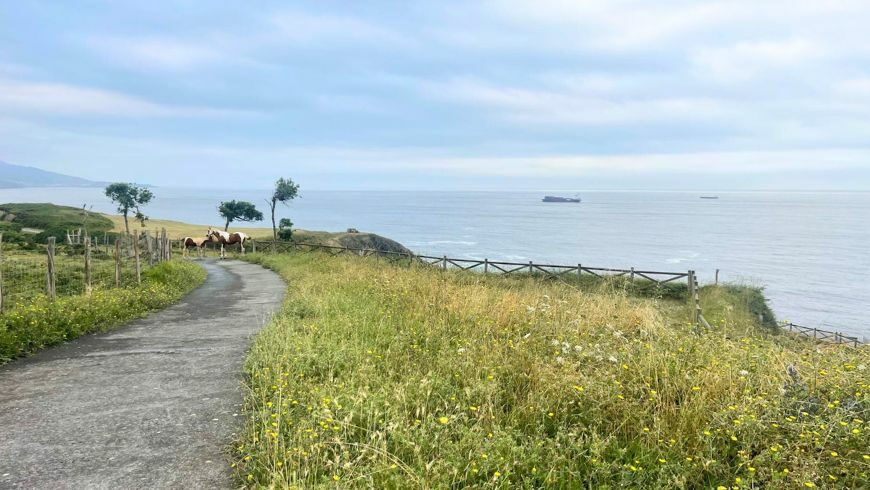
542,195,581,203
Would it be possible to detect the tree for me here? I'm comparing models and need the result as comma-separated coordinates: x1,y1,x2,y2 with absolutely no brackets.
104,183,154,234
218,200,263,230
277,218,294,241
268,177,299,240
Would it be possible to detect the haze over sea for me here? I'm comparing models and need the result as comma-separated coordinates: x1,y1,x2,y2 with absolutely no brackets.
2,187,867,339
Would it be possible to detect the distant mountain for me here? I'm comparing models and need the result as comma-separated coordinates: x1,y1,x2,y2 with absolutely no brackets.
0,161,104,189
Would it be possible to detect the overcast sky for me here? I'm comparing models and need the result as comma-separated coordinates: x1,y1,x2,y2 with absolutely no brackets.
1,0,870,190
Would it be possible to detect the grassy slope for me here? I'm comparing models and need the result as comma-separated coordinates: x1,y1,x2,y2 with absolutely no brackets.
0,260,206,363
0,203,114,241
235,252,868,489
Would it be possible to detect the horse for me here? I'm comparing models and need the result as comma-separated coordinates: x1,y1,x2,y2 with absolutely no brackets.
207,228,251,258
182,235,212,259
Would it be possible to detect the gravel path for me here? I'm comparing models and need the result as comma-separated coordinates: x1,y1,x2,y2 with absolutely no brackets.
0,259,285,489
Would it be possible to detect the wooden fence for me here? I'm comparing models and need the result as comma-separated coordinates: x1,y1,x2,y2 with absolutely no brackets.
782,322,862,347
0,229,174,312
244,240,690,284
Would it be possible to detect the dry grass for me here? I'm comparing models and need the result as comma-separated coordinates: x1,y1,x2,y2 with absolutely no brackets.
234,252,869,488
103,214,273,239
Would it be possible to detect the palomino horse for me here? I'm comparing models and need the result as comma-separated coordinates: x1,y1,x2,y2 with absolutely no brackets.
207,228,251,258
182,236,212,259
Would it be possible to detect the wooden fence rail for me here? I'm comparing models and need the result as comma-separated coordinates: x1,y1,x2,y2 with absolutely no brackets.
243,240,692,285
782,322,862,347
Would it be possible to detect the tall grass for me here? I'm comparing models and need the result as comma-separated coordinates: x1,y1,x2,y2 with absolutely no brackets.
236,253,869,488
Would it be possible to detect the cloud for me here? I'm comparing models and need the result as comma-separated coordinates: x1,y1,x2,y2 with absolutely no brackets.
420,78,736,126
0,78,255,117
267,11,409,46
692,39,824,82
88,36,226,71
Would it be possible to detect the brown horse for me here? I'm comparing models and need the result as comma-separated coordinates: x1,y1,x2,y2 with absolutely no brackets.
182,236,212,259
207,228,250,258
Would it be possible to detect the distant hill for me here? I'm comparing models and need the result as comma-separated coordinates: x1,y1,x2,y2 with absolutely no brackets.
0,161,104,188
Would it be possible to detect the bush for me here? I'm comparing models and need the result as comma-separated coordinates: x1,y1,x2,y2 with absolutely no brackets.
277,218,294,241
0,260,205,363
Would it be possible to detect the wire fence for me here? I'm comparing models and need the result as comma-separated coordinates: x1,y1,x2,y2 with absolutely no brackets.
0,229,174,311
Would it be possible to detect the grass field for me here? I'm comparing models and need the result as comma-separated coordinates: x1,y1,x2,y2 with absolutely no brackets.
234,252,868,488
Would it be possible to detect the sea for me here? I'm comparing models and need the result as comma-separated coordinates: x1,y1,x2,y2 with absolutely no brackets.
2,187,868,339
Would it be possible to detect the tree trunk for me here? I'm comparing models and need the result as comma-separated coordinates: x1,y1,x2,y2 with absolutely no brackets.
271,200,277,241
224,218,230,231
123,212,130,234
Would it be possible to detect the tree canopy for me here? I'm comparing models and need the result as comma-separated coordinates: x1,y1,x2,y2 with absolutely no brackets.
104,182,153,233
269,177,299,240
218,200,263,230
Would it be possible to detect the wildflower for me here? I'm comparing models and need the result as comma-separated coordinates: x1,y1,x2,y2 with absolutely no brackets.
493,471,501,478
457,348,466,354
830,451,838,457
692,386,701,391
333,475,340,481
804,483,815,488
438,416,449,425
739,370,749,376
658,459,666,464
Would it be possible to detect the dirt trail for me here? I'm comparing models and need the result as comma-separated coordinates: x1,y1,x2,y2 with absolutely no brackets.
0,259,285,489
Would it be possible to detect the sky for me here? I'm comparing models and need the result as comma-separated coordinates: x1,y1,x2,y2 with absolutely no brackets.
1,0,870,190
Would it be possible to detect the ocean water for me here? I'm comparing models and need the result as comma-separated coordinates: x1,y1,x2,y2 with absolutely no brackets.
2,187,868,339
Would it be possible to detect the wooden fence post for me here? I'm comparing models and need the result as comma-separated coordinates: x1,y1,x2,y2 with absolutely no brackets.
46,237,57,300
145,230,154,266
0,233,4,312
529,261,534,275
443,255,447,270
630,267,635,282
114,238,122,287
133,231,141,284
84,236,92,294
484,259,489,274
715,269,720,285
252,239,257,254
578,264,582,279
686,270,695,302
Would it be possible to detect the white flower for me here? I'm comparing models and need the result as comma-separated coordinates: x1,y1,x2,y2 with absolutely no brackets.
858,364,866,371
523,333,531,340
739,370,749,376
526,305,537,313
608,356,618,363
457,348,466,354
555,356,565,364
550,339,560,347
573,345,583,352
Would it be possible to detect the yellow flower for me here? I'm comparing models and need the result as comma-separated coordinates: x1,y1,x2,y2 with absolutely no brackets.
830,451,838,457
804,483,815,488
332,475,340,481
438,416,449,425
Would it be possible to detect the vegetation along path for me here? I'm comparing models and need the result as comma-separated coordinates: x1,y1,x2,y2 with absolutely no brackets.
0,259,285,489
